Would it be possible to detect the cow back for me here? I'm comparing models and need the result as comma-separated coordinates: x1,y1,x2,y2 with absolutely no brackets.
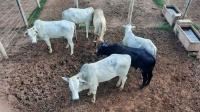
82,54,131,83
62,7,94,24
98,43,155,72
35,20,75,38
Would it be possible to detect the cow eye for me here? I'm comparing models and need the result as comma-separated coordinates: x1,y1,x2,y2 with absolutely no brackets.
77,77,79,79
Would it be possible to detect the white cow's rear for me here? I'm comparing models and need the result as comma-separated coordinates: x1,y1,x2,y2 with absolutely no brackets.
93,9,106,43
122,24,157,58
62,7,94,39
25,19,76,55
62,54,131,103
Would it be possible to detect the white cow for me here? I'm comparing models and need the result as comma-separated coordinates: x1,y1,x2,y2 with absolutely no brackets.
61,54,131,103
93,9,106,43
62,7,94,39
74,0,78,8
122,24,157,59
24,19,76,55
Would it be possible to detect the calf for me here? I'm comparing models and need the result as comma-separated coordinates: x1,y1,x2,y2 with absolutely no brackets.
62,7,94,39
62,54,131,103
122,24,157,59
24,19,76,55
97,40,156,89
93,9,106,46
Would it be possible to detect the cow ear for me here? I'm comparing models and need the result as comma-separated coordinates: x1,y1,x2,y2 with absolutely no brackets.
79,78,87,83
103,39,108,46
122,25,126,28
132,25,136,29
61,77,69,83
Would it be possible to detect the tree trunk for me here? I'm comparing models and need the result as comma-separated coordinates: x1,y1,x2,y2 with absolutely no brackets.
127,0,134,24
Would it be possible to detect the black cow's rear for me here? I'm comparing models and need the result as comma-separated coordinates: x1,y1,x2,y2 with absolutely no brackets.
97,40,156,88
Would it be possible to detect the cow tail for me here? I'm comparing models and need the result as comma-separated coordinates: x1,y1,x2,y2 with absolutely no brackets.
62,12,64,20
154,48,157,59
153,45,157,59
99,19,106,42
74,24,77,40
150,41,157,59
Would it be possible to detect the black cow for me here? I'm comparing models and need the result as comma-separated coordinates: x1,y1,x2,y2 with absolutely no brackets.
96,40,156,89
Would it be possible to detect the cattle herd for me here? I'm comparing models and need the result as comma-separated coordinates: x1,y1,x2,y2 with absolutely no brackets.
24,1,157,103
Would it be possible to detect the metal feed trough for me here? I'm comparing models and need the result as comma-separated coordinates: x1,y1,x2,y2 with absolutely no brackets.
162,4,181,26
174,19,200,52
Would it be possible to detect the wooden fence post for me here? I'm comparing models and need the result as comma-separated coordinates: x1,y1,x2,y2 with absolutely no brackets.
35,0,41,8
127,0,134,24
16,0,28,27
167,0,170,5
74,0,78,8
0,42,8,60
181,0,192,19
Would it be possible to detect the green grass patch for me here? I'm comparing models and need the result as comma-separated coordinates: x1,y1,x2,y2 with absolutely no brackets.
192,23,200,30
152,0,165,8
27,0,47,25
154,20,173,31
79,24,94,29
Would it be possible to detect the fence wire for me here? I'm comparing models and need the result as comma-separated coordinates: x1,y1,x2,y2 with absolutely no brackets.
0,0,37,51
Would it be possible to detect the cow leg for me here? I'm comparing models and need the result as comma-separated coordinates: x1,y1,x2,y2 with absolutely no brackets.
85,22,90,39
44,39,52,53
90,87,97,103
93,35,97,48
145,71,153,86
67,38,74,55
87,89,92,96
140,72,148,89
65,43,69,48
120,76,127,91
116,77,121,87
91,94,96,103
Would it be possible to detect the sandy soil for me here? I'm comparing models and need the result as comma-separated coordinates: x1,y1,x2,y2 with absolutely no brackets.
0,0,200,112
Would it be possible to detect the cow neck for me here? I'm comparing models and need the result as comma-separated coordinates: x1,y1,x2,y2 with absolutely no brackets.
104,44,119,56
125,27,132,33
125,28,133,37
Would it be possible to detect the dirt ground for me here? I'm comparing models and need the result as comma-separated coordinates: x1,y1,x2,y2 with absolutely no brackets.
0,0,200,112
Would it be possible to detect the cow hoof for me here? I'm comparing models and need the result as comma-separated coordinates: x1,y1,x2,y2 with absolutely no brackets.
116,83,120,87
139,85,145,90
119,87,123,91
91,99,95,103
49,51,52,53
87,93,91,96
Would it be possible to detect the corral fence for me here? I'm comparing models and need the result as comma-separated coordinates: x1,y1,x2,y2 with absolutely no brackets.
0,0,41,60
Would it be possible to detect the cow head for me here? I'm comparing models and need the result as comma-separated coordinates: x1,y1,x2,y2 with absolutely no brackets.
122,24,136,32
24,26,38,43
93,39,104,49
61,75,87,100
96,39,108,56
